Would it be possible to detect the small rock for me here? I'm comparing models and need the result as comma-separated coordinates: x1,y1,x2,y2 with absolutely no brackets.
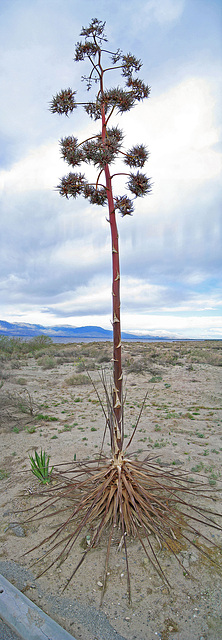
190,552,198,563
97,581,103,588
183,558,190,570
7,523,26,537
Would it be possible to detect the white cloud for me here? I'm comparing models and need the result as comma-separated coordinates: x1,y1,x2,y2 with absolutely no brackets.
1,75,220,209
0,142,60,193
0,1,221,339
120,312,222,338
124,76,221,214
144,0,185,24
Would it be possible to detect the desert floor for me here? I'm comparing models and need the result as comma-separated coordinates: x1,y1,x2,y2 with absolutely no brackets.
0,338,222,640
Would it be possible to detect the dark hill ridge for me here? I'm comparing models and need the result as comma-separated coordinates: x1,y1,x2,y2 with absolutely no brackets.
0,320,167,341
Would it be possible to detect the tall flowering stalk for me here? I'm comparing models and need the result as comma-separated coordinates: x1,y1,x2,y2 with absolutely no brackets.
50,19,151,458
24,19,221,603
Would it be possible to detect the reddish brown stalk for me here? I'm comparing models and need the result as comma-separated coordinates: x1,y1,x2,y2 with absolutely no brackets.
99,66,123,456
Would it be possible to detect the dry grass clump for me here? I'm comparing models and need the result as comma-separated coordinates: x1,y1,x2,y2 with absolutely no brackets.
81,343,112,362
37,355,57,370
65,373,91,386
123,352,159,376
52,347,79,364
10,358,22,369
0,387,39,431
97,353,111,364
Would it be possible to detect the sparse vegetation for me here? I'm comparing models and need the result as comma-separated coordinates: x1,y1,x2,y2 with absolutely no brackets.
65,374,90,386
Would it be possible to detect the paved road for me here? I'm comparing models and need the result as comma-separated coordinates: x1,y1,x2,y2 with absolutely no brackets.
0,618,22,640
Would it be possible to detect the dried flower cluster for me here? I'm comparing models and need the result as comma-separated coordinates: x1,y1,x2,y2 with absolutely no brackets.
49,88,77,116
50,18,152,216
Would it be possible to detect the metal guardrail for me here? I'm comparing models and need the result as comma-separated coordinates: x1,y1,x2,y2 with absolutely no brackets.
0,574,77,640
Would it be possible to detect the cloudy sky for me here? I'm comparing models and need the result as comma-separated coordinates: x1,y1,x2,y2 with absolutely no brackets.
0,0,221,338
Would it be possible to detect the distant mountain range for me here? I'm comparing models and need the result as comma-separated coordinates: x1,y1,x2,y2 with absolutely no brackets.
0,320,169,341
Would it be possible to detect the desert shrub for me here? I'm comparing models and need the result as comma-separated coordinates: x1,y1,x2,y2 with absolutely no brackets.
88,360,96,370
98,353,110,363
150,351,158,360
0,335,54,361
15,377,27,385
10,359,21,369
195,351,221,366
126,359,145,374
34,348,51,359
28,335,53,351
38,356,57,369
76,359,96,371
79,344,105,360
54,347,79,364
124,356,155,374
0,370,9,380
0,336,24,355
76,359,86,372
65,374,90,386
78,347,91,357
0,389,39,421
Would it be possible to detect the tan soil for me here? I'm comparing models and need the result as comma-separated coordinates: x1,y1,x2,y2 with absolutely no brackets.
0,340,222,640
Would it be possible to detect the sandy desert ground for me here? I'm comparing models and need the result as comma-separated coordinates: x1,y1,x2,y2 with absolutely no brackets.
0,338,222,640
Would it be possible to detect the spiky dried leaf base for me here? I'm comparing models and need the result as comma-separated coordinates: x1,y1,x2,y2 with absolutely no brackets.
23,454,222,602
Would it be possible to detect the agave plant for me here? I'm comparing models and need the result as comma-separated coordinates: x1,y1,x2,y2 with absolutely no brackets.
29,450,54,484
23,19,221,602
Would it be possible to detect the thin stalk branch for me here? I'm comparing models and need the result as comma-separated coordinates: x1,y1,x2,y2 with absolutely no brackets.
110,172,129,179
96,168,104,189
105,105,116,127
76,134,99,148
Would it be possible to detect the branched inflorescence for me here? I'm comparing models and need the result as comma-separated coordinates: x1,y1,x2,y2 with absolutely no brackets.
50,18,152,448
50,19,152,221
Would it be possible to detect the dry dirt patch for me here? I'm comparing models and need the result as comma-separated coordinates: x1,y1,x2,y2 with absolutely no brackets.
0,340,222,639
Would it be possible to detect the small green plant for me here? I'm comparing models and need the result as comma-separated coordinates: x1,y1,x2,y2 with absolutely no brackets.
149,375,162,383
0,469,9,480
191,462,204,473
29,450,54,484
25,426,36,434
36,414,58,421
